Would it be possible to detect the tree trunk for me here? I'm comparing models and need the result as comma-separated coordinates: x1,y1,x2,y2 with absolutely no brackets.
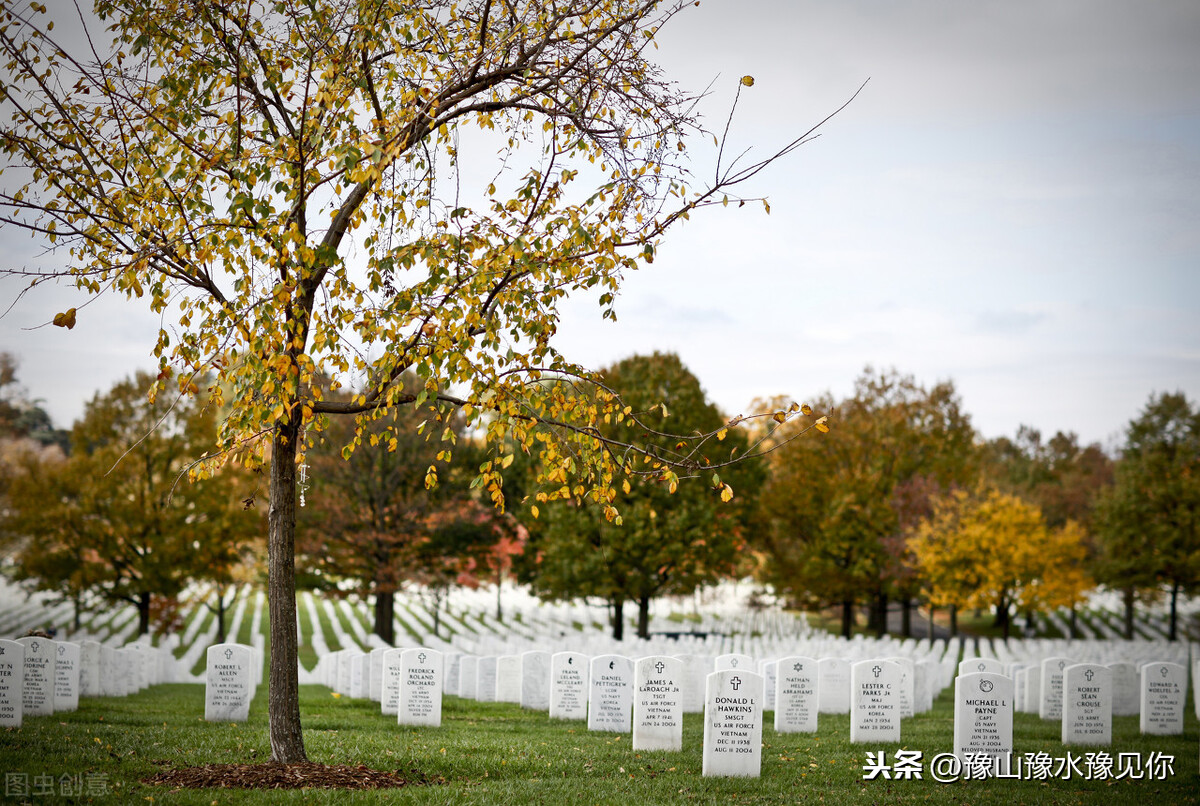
217,591,227,644
949,604,958,638
875,591,888,638
1123,586,1135,640
1069,605,1077,639
927,605,935,639
900,597,912,638
267,420,306,763
997,599,1011,640
137,591,151,636
611,595,625,641
637,595,651,640
1169,582,1179,641
841,599,854,639
375,590,395,645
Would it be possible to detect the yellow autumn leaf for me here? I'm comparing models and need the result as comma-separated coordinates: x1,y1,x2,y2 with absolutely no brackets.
801,403,813,416
720,484,733,503
772,411,786,424
52,308,77,329
740,75,755,87
814,415,829,433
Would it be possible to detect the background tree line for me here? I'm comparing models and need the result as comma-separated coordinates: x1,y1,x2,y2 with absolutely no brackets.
2,351,1198,644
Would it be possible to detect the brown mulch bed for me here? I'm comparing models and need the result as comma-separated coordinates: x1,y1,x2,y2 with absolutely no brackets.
143,762,444,790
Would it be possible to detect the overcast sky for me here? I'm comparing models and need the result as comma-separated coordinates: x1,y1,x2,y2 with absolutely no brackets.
3,0,1199,449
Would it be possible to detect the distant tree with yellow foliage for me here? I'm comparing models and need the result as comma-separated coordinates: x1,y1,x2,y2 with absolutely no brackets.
911,487,1091,638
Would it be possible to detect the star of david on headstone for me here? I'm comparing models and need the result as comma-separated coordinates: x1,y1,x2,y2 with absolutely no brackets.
30,641,39,653
1160,667,1169,678
1084,669,1094,682
980,679,994,693
730,676,742,691
872,665,882,678
793,662,803,672
224,648,234,660
655,661,665,674
418,653,427,664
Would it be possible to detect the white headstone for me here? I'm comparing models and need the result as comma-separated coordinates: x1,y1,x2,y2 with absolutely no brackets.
587,654,633,733
1062,663,1111,746
520,650,551,710
349,652,368,699
1139,661,1185,735
953,671,1013,773
204,644,252,722
1108,661,1139,717
444,652,462,697
1023,664,1041,714
886,656,915,719
1039,656,1073,720
702,669,763,778
381,648,403,716
959,657,1005,676
459,655,479,701
53,642,81,713
632,656,683,751
549,651,589,721
0,639,23,727
675,654,711,714
79,641,101,699
99,646,121,697
398,648,443,727
17,637,54,717
760,660,777,711
817,658,851,714
914,659,937,714
714,653,754,672
774,655,819,733
476,656,498,702
369,646,388,702
850,660,901,743
496,655,522,704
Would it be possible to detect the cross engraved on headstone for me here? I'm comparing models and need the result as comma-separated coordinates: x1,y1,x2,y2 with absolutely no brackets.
31,641,40,653
1160,667,1168,678
1085,669,1095,682
0,647,5,655
418,653,427,664
730,676,742,691
225,648,233,660
1058,660,1066,670
58,646,65,656
655,661,665,674
977,662,986,671
730,658,739,667
872,665,882,678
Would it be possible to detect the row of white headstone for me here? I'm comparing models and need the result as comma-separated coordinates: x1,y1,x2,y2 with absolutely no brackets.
0,636,179,726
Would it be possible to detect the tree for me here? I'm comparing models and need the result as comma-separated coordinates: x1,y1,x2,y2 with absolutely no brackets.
297,376,504,643
523,352,761,639
1094,392,1200,640
753,368,976,637
3,372,261,635
1,0,839,762
910,487,1092,639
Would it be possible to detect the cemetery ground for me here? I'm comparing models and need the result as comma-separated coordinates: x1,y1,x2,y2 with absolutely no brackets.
2,680,1198,805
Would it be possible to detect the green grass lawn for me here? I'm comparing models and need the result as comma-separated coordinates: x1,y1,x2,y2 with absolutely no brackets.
2,683,1198,804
